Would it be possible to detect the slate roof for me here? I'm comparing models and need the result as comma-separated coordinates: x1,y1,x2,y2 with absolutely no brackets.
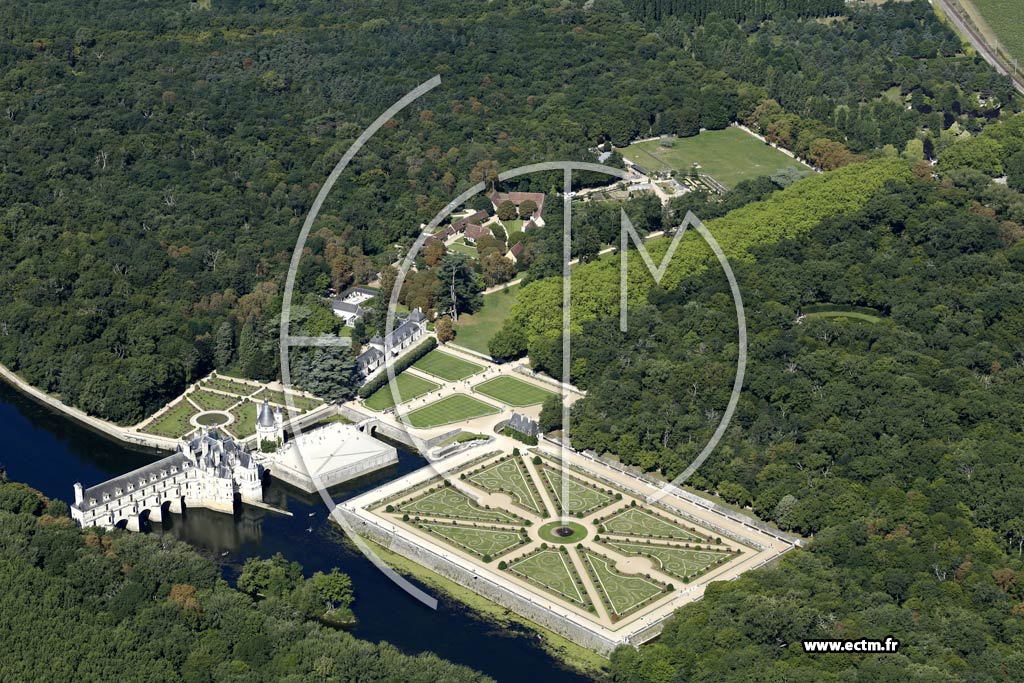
78,453,192,510
489,191,546,219
257,399,277,428
509,412,539,437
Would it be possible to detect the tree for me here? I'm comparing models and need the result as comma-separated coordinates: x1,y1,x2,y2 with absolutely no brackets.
488,326,527,360
1006,150,1024,192
214,321,234,368
311,568,354,613
434,254,483,320
518,199,537,218
435,316,455,344
539,394,563,433
496,199,517,221
237,319,258,374
292,347,361,403
480,252,515,287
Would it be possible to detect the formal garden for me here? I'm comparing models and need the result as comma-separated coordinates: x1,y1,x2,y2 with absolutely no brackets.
138,373,324,441
376,452,754,627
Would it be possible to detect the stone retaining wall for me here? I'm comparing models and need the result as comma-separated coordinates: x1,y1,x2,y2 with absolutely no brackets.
339,508,624,655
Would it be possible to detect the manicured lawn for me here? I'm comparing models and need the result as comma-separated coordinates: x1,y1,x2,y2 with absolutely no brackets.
412,350,484,382
506,549,592,609
201,375,259,397
255,388,322,412
189,389,239,412
141,400,198,438
404,394,499,429
363,372,440,411
449,238,478,258
419,522,526,559
580,548,665,618
538,465,615,517
452,284,521,355
600,507,706,542
603,540,736,582
468,457,547,515
229,401,257,439
398,486,524,524
474,376,556,407
618,127,811,189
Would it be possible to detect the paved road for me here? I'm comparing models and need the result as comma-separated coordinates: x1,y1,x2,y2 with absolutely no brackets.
932,0,1024,94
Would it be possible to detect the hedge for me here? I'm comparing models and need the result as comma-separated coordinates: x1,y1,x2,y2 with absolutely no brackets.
358,337,438,398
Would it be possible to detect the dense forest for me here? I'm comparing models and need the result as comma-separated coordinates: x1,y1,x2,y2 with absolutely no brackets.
0,476,489,683
524,125,1024,680
626,0,844,24
0,0,1014,423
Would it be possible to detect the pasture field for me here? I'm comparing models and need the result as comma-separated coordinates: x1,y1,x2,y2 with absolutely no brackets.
474,376,556,407
964,0,1024,66
618,127,811,189
413,350,485,382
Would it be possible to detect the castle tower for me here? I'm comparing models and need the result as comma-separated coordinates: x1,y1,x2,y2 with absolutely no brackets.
255,399,284,447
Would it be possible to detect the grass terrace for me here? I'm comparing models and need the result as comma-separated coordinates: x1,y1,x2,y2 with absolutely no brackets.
412,350,485,382
474,376,556,407
228,401,258,439
404,394,499,429
363,372,440,412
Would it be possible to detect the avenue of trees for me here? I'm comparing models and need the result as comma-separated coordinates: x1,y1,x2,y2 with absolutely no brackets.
0,0,1014,423
0,477,490,683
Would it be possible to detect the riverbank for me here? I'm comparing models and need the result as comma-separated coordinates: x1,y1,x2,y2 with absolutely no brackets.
360,536,612,678
0,362,177,452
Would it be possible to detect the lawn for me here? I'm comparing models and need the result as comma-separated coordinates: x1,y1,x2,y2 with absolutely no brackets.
363,372,440,412
254,388,322,412
538,465,615,517
580,547,665,618
141,400,198,438
449,238,478,258
412,350,484,382
507,549,592,609
404,394,499,429
617,127,811,189
229,401,257,439
452,284,521,355
599,507,707,542
189,389,240,412
398,486,524,524
604,540,736,582
419,522,526,560
468,457,547,515
201,375,259,397
474,376,556,407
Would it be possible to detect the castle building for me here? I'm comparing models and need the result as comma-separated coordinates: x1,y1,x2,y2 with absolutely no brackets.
70,429,265,530
255,398,284,446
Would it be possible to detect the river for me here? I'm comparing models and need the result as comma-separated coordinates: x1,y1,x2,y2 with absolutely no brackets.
0,381,593,683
